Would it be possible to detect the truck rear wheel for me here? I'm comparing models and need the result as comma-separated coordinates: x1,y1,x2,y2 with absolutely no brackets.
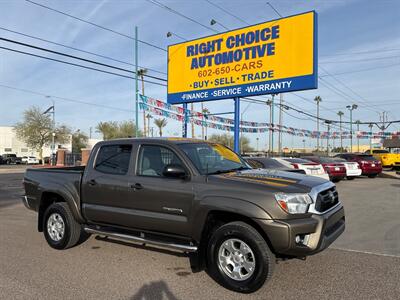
206,221,275,293
43,203,87,250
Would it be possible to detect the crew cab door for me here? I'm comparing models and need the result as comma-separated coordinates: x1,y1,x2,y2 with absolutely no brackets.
127,144,194,236
81,143,134,225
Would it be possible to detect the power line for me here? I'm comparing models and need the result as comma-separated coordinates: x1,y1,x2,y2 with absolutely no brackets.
321,54,400,64
145,0,219,33
25,0,167,52
204,0,250,25
0,46,167,87
320,48,400,58
0,37,167,82
0,26,167,75
0,83,134,113
319,62,400,77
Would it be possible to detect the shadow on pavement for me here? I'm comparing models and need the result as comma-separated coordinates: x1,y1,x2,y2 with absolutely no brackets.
130,280,178,300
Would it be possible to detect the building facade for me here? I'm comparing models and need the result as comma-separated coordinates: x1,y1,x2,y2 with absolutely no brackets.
0,126,72,157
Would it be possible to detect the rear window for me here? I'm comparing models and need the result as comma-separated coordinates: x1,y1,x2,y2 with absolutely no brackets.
95,144,132,175
247,158,284,169
372,149,389,153
358,155,377,161
283,158,313,164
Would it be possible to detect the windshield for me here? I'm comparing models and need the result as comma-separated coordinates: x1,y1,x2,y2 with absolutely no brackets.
284,158,313,164
178,143,249,175
359,155,378,161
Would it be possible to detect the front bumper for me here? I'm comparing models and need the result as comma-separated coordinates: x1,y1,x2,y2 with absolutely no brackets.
256,204,345,257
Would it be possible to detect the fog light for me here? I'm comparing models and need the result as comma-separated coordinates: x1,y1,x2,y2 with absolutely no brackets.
295,234,310,246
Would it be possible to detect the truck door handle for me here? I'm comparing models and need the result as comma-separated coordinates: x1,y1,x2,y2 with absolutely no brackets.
88,179,97,186
131,183,143,190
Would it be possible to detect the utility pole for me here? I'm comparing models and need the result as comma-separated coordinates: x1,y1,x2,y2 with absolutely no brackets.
201,102,204,139
346,104,358,152
302,139,306,153
256,137,259,152
314,96,322,152
134,26,139,137
271,94,275,155
355,120,361,152
191,103,195,138
278,93,283,155
266,99,273,156
337,111,344,152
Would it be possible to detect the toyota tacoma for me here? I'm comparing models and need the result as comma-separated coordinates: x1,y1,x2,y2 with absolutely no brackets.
22,138,345,293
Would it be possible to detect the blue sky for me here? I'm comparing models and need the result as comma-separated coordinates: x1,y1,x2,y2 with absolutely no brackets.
1,0,399,149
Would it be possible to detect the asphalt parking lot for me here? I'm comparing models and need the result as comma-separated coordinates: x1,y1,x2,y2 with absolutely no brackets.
1,170,399,299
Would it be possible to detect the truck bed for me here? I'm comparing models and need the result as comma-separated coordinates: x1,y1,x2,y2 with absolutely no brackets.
23,166,85,213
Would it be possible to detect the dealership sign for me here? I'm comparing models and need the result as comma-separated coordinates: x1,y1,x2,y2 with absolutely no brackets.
167,11,317,104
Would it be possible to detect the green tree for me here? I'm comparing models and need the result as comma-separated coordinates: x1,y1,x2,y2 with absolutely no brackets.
96,121,142,140
72,130,89,153
15,106,71,162
154,118,168,137
208,133,254,153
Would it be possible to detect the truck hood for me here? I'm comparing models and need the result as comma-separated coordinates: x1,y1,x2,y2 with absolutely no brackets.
212,168,329,194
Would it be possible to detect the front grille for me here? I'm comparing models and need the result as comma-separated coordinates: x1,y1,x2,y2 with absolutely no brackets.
315,186,339,212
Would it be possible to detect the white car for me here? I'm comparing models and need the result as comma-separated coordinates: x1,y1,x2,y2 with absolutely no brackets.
21,156,39,165
334,158,362,179
272,157,330,180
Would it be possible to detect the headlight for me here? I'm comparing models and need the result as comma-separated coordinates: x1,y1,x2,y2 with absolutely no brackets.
274,193,313,214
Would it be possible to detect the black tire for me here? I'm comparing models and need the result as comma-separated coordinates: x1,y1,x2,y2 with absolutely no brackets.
43,203,86,250
206,221,275,293
346,176,355,180
368,174,378,178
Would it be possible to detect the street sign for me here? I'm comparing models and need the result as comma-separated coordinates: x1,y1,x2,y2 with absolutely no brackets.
167,11,317,104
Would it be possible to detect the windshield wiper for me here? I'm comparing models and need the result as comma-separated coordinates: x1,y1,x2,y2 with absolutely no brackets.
207,166,250,175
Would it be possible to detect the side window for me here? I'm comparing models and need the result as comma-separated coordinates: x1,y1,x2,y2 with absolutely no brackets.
138,145,184,177
95,144,132,175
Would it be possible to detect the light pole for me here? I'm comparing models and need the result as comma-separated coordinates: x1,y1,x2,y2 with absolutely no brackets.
314,96,322,152
43,96,55,165
240,102,252,151
346,104,358,152
256,137,259,152
302,139,306,153
337,111,344,152
369,123,373,153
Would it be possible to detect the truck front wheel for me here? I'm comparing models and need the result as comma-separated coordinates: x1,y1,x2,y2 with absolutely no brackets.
206,221,275,293
43,203,87,250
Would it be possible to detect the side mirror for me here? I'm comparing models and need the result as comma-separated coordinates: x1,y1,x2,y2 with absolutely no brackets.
162,164,187,179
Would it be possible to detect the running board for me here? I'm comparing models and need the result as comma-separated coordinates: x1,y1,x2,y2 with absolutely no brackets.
84,226,198,253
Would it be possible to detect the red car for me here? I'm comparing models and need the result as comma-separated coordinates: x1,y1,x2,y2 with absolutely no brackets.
334,153,382,178
302,156,346,182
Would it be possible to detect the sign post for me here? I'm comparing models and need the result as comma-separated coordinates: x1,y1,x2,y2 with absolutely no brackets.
182,103,188,138
234,97,240,153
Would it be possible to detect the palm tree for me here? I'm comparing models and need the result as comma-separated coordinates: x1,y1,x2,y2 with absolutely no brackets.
154,118,168,137
202,107,210,140
138,68,148,136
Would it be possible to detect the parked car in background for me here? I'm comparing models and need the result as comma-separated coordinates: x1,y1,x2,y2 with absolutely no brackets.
331,158,361,180
0,155,4,164
244,157,306,174
21,156,40,165
335,153,382,178
365,149,400,169
1,154,22,165
271,157,329,180
301,156,346,182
